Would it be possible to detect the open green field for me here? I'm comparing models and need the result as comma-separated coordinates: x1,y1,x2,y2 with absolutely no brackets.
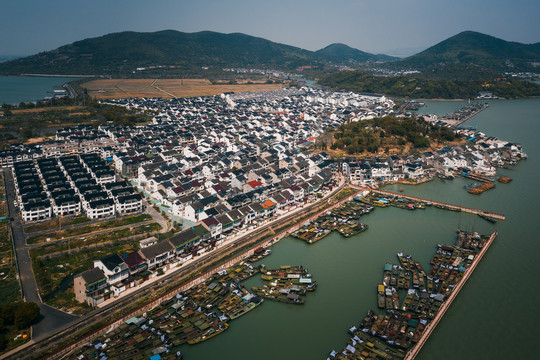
27,214,152,244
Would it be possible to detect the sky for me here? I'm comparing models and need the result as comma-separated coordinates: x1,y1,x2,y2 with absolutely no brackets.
1,0,539,57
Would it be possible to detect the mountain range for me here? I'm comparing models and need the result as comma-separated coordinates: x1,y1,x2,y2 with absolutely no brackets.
396,31,540,75
0,30,537,77
315,43,396,63
0,30,396,76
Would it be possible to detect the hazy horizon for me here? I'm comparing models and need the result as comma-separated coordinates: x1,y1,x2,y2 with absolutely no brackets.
0,0,538,57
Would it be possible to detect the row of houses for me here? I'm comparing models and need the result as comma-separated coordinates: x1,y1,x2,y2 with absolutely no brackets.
12,153,143,222
342,131,527,185
75,224,221,306
0,127,117,167
93,89,391,230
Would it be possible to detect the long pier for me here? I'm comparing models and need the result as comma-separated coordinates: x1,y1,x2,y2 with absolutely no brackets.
404,230,498,360
442,102,488,128
370,188,505,220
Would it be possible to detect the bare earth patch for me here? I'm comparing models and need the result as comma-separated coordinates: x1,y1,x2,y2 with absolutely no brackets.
25,136,54,144
83,78,286,99
10,106,86,114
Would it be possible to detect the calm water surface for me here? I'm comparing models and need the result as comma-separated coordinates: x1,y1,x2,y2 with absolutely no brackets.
182,99,539,359
0,76,80,105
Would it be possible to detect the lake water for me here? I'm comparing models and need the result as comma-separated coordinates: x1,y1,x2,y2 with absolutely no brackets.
182,98,539,360
2,75,537,359
0,75,80,105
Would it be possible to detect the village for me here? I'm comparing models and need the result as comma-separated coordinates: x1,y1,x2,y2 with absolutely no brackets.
0,87,527,310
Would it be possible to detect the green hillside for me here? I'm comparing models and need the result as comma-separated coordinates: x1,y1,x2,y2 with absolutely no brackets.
316,43,398,64
319,71,540,99
398,31,540,73
0,30,394,76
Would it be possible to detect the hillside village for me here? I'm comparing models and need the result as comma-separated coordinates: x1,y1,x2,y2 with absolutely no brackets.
1,87,527,306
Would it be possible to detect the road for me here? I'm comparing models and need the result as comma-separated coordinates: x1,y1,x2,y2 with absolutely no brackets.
3,168,79,341
3,173,347,358
63,82,77,99
143,198,170,233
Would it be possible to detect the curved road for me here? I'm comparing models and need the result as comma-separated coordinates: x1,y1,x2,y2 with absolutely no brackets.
3,168,78,341
3,170,346,358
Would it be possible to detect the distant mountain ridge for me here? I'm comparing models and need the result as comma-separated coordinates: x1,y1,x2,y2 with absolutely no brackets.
315,43,398,63
0,30,394,76
1,30,537,77
398,31,540,73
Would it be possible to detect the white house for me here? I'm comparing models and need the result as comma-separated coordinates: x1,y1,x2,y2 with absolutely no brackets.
93,254,129,286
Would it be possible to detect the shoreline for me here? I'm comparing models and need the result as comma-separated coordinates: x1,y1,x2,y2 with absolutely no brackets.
18,74,94,78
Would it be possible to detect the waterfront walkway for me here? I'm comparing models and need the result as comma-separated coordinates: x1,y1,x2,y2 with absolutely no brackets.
404,230,498,360
4,179,348,360
367,188,506,220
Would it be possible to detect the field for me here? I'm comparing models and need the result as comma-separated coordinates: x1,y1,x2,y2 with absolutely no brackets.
82,78,286,99
0,174,21,307
9,106,87,114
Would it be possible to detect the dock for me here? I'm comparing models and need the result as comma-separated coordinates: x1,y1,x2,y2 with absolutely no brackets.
441,102,488,128
404,230,498,360
370,188,505,220
329,229,498,360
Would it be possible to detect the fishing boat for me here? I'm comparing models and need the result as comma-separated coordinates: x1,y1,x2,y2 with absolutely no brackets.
247,247,272,263
463,182,480,190
187,323,229,344
227,298,263,320
383,263,392,286
377,284,385,309
392,288,400,310
397,253,410,270
478,213,496,223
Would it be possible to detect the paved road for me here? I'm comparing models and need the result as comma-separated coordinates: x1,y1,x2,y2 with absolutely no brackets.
63,82,77,99
3,168,168,343
3,168,78,340
3,175,348,359
143,198,170,233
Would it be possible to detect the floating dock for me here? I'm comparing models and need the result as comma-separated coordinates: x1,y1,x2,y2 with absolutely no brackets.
370,189,505,220
442,102,488,128
404,230,498,360
329,229,498,360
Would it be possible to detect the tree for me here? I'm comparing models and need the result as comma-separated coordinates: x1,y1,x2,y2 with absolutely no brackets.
0,333,7,351
14,302,40,329
0,304,15,326
21,127,33,139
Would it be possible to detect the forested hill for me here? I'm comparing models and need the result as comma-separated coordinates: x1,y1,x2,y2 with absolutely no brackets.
319,32,540,99
0,30,394,76
318,71,540,99
328,116,460,155
315,43,398,63
397,31,540,74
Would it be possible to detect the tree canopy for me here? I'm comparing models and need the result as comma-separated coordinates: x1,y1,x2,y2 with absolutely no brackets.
319,71,540,99
330,116,458,155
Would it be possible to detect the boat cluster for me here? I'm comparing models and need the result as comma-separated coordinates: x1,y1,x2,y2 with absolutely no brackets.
292,200,371,244
70,260,320,358
329,230,491,359
71,262,264,358
252,265,317,305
